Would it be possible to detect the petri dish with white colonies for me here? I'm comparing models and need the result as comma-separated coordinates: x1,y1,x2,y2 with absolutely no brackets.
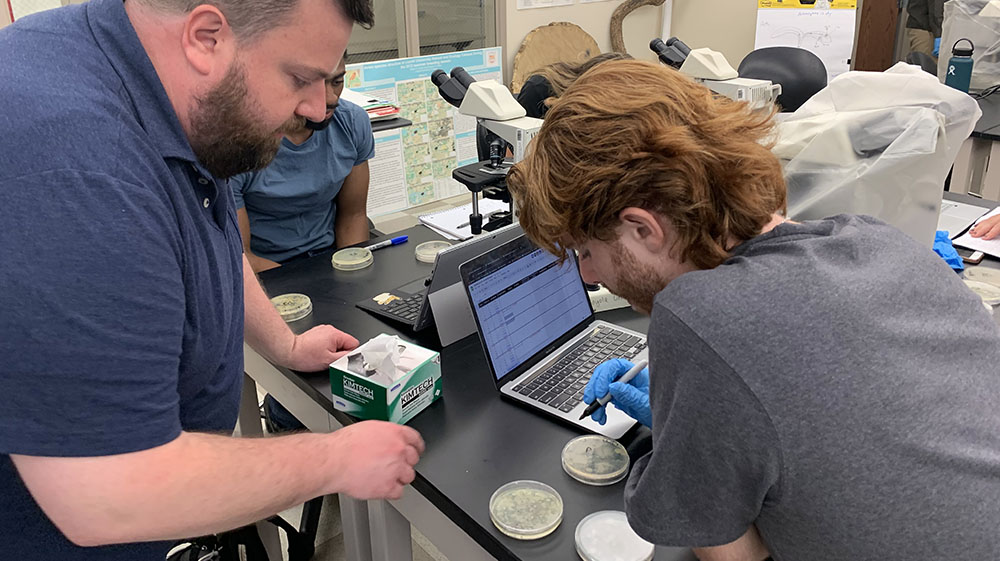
575,510,654,561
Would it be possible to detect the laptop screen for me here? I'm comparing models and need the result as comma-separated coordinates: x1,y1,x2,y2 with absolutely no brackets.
464,237,592,380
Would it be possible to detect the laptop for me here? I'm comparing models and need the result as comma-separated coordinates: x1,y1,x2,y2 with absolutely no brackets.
460,235,647,439
356,224,523,332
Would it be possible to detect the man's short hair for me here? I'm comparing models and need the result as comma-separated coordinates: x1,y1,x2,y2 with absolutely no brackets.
507,59,787,270
136,0,374,39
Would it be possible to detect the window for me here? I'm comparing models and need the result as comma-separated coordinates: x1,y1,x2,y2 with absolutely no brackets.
346,0,498,64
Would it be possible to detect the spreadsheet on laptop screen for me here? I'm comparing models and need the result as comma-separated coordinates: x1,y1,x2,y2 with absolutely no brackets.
466,247,591,379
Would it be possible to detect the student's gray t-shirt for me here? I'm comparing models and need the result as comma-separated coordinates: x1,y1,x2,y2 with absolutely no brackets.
625,215,1000,560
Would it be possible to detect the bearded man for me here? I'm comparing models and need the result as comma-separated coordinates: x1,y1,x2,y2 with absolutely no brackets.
0,1,423,559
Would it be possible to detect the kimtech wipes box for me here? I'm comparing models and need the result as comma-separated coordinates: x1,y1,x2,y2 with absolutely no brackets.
329,334,442,424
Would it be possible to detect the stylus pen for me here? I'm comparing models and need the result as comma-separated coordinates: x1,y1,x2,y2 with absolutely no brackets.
580,360,649,421
365,235,408,252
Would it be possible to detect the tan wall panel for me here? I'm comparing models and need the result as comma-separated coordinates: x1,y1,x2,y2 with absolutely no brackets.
670,0,757,70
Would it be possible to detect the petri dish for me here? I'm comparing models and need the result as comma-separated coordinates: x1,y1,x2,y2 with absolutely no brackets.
964,279,1000,306
575,511,654,561
270,293,313,322
489,480,563,540
332,247,374,271
415,240,453,264
561,435,630,486
964,267,1000,288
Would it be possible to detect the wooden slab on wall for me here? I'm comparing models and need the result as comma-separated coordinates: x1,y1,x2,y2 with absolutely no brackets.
510,22,600,94
853,0,898,72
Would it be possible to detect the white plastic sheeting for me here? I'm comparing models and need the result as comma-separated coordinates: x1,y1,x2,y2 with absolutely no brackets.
938,0,1000,93
774,63,982,247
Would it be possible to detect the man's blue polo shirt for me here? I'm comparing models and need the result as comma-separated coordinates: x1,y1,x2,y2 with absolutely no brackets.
0,1,245,559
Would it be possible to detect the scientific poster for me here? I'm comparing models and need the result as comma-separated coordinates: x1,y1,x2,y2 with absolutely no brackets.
755,0,857,81
346,48,503,216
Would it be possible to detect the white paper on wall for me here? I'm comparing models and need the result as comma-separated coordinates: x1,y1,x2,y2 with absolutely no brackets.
755,7,857,81
517,0,574,9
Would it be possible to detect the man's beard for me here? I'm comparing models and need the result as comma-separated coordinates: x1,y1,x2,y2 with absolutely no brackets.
606,241,669,315
188,62,303,179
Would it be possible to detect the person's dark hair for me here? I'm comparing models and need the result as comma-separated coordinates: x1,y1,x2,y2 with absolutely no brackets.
136,0,374,39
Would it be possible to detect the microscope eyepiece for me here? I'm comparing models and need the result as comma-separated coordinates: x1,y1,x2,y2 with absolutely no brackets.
450,67,476,89
431,69,449,87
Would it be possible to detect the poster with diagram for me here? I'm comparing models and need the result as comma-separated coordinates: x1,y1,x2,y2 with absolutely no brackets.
754,0,857,81
345,48,503,216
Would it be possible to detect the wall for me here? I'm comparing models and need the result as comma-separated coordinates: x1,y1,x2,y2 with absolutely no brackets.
670,0,757,69
501,0,664,85
2,3,11,29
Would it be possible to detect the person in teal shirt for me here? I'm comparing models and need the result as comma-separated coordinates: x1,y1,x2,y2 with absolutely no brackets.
232,55,375,272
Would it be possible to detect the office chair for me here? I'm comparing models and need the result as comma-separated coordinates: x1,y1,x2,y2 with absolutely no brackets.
738,46,827,112
905,51,938,75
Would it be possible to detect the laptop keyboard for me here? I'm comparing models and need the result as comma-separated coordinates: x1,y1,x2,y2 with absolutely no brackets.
376,293,424,324
511,326,646,414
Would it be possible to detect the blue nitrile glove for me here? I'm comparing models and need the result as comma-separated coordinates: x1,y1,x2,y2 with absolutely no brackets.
583,358,652,427
934,37,941,57
933,230,965,272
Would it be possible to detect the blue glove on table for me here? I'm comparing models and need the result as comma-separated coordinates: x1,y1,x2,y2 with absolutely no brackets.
933,230,964,272
582,358,652,427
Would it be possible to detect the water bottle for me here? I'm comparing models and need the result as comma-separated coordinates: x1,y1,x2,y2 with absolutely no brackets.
945,38,974,93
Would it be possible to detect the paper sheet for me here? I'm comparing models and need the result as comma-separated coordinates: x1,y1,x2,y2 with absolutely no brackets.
953,207,1000,257
419,198,509,240
938,200,992,239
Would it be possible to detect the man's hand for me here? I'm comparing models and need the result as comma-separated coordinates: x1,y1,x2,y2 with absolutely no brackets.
284,325,360,372
971,214,1000,241
583,358,652,427
328,421,425,500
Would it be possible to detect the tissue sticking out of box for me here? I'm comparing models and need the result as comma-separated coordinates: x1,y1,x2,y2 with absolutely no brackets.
344,334,410,386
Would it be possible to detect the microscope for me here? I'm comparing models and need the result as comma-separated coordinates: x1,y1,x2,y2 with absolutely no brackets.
650,37,782,111
431,67,543,235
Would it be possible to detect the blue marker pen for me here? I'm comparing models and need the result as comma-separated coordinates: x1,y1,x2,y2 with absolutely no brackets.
365,235,408,252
